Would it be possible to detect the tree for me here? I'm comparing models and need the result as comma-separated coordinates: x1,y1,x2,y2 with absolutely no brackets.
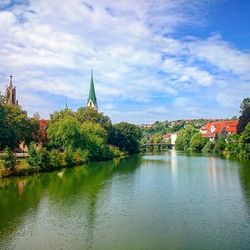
190,133,208,152
47,116,82,150
214,136,227,154
80,122,108,160
27,144,50,171
76,107,112,131
109,122,142,154
238,122,250,159
225,134,240,157
50,108,75,122
0,95,39,150
240,98,250,114
237,106,250,134
0,147,18,171
202,141,214,153
175,125,197,151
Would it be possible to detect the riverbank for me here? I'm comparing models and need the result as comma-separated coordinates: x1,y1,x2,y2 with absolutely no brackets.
0,151,129,178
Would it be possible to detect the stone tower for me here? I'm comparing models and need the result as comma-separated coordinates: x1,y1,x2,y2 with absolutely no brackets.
5,75,18,106
87,70,98,111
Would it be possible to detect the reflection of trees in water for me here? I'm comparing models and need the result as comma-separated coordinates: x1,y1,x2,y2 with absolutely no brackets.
238,160,250,214
0,175,46,248
0,155,142,248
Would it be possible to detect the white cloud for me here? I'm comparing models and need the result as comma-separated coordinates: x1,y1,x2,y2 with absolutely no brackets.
188,36,250,77
0,0,249,122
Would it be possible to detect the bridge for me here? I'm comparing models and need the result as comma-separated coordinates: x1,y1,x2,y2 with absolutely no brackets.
141,142,173,151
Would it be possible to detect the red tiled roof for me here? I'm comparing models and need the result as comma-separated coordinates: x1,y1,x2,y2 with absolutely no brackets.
163,133,171,139
201,120,238,137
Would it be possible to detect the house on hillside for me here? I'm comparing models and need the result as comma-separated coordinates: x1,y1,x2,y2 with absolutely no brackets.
162,133,178,145
200,120,238,141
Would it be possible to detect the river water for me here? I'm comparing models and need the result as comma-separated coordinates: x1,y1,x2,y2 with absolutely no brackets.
0,151,250,250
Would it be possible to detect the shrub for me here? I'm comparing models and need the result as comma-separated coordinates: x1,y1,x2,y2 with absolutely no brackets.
190,133,208,152
202,141,214,153
214,136,226,154
0,147,18,171
238,122,250,159
175,125,197,151
225,134,240,158
27,143,50,171
109,145,124,157
73,149,89,165
62,148,75,166
100,145,113,160
49,149,64,169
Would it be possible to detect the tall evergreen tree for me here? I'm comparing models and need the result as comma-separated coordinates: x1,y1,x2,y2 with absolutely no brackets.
237,101,250,134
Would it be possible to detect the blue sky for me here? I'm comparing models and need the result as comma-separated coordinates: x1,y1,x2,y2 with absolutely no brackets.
0,0,249,124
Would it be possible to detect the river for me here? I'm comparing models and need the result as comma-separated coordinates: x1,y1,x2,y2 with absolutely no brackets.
0,151,250,250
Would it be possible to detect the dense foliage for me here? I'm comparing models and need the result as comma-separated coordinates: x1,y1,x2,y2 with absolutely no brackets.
237,106,250,134
238,123,250,159
47,108,134,161
173,98,250,160
0,147,18,170
109,122,142,154
175,125,197,151
190,133,208,152
0,101,141,176
0,93,39,150
25,107,141,172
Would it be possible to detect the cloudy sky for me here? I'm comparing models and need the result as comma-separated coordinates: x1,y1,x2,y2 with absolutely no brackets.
0,0,249,123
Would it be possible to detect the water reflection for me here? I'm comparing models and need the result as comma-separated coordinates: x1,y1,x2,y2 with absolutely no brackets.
1,153,250,250
171,149,178,182
207,156,218,189
0,155,142,249
238,160,250,215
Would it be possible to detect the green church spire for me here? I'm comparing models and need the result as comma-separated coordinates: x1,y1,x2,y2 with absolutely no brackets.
87,69,98,110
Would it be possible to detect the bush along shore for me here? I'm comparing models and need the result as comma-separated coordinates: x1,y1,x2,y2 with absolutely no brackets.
0,97,142,178
174,98,250,160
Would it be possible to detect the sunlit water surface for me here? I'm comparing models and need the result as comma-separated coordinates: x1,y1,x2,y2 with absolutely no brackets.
1,151,250,250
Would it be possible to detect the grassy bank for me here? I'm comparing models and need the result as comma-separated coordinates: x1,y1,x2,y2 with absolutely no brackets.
0,150,128,178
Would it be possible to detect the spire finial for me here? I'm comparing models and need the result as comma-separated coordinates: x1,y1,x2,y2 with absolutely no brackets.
65,99,68,110
10,75,13,87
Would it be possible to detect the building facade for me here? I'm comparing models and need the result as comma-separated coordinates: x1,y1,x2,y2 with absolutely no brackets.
5,75,18,106
200,120,238,141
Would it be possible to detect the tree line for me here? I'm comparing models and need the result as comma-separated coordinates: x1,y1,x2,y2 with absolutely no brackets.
175,98,250,160
0,94,142,177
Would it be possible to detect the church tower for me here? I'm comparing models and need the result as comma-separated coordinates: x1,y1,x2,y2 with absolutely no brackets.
87,70,98,111
5,75,18,106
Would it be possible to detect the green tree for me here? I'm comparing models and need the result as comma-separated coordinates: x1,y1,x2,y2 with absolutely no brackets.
109,122,142,154
237,106,250,134
0,94,39,150
238,122,250,159
0,147,18,171
50,108,75,122
240,97,250,114
225,134,240,157
202,140,214,153
175,125,197,151
76,107,112,132
190,133,208,152
214,136,227,154
47,116,82,150
80,122,108,160
27,143,50,171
